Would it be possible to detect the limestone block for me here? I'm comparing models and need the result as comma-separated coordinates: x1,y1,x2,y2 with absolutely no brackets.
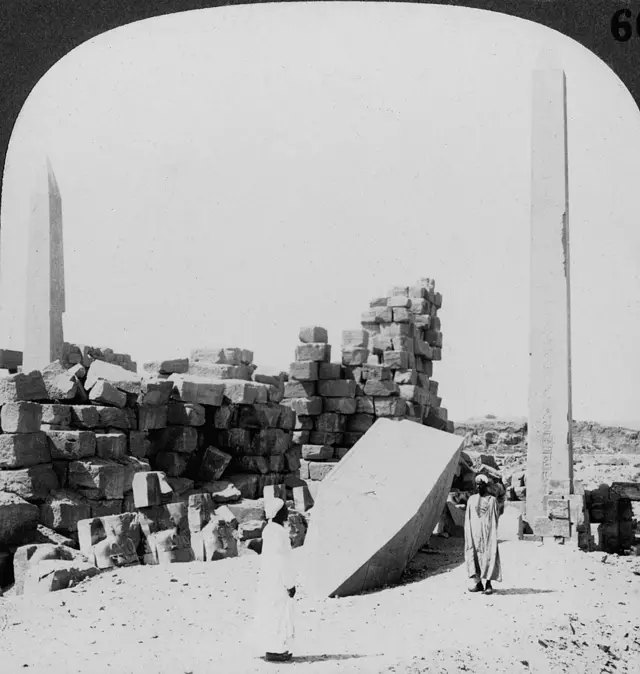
0,463,59,502
223,379,258,405
295,343,331,363
237,403,281,429
142,358,189,375
269,456,286,473
51,460,68,487
169,375,225,406
362,364,392,381
247,381,270,404
118,456,151,493
383,352,410,370
86,498,123,519
21,554,98,596
302,445,333,461
299,459,310,479
132,471,172,509
46,430,96,461
293,484,314,512
364,379,400,397
77,512,141,569
317,380,357,398
129,430,151,458
96,406,134,431
299,326,328,344
155,451,190,478
232,455,269,474
190,346,245,366
239,519,266,540
263,484,286,502
0,432,50,468
40,361,78,401
225,474,260,500
346,414,375,434
137,378,174,407
533,517,571,538
342,348,370,367
314,413,346,434
285,447,302,472
284,380,316,398
277,406,296,430
198,446,232,482
166,477,194,496
39,489,91,533
201,480,242,504
85,360,142,395
0,372,47,404
149,426,198,454
0,491,39,544
321,398,355,415
88,380,126,408
138,405,169,431
68,459,125,500
137,501,193,565
188,362,250,380
318,363,342,380
253,429,290,456
167,402,206,427
69,405,100,429
303,419,463,597
371,334,393,353
218,428,253,453
355,397,375,415
280,397,323,416
398,385,429,406
374,398,407,417
1,402,42,433
292,431,309,445
95,433,127,460
308,461,338,481
289,361,318,381
41,404,71,427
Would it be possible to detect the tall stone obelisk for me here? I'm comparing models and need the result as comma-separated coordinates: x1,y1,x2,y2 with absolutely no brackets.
23,159,65,371
526,60,574,530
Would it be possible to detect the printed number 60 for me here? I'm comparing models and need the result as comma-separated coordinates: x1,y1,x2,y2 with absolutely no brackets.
611,9,637,42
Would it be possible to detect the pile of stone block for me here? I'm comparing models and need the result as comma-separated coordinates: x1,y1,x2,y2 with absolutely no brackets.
60,342,137,373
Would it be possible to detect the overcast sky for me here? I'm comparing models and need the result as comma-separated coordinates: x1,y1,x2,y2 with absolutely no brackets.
1,3,639,425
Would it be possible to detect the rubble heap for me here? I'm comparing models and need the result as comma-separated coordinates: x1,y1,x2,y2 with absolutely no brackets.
61,342,137,373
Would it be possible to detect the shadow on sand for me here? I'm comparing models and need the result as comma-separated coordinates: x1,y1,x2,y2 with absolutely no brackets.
494,588,554,596
262,654,372,664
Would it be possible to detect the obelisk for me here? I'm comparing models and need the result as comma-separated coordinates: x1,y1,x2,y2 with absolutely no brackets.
526,57,573,530
23,159,65,371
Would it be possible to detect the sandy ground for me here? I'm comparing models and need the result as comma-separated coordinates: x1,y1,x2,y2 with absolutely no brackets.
1,507,639,674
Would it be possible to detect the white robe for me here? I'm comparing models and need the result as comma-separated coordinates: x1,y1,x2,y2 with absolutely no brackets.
252,521,296,654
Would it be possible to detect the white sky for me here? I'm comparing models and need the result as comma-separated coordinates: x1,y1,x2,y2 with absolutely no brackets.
1,3,639,425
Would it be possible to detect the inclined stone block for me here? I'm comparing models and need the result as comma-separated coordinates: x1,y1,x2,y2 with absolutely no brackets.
149,426,198,454
225,473,260,500
142,358,189,375
0,463,60,502
129,431,151,458
284,380,316,398
39,489,91,532
317,380,357,398
137,378,174,407
289,361,319,381
0,432,50,468
346,414,375,433
303,419,463,597
253,428,291,456
138,405,169,431
69,405,100,429
202,480,241,503
323,398,357,415
169,375,225,406
295,343,331,362
0,491,39,544
0,372,48,404
132,471,173,509
68,459,126,500
198,446,232,482
41,404,71,427
89,380,127,408
22,555,98,596
1,402,42,433
46,430,96,460
374,397,407,417
302,444,333,460
280,397,323,416
95,433,127,460
167,402,206,426
223,379,258,404
155,451,190,477
309,461,338,481
41,361,78,401
119,455,151,492
85,360,142,395
78,512,141,570
299,326,328,344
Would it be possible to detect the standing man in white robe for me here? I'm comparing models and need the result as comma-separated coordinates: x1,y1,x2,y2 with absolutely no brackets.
253,497,296,662
464,474,502,595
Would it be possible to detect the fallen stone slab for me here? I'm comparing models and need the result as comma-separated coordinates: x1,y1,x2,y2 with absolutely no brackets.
119,455,151,492
0,371,47,404
29,523,77,548
288,511,307,548
0,463,59,503
166,477,195,495
302,418,463,597
1,401,42,433
132,471,173,508
138,501,193,565
198,446,232,482
169,374,224,406
68,459,126,500
46,430,96,461
13,543,92,595
0,432,50,469
39,489,91,533
78,512,141,569
89,379,127,408
0,491,39,544
226,498,265,524
85,360,142,394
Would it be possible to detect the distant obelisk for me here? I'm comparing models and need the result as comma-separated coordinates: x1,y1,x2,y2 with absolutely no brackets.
23,159,65,371
526,54,574,530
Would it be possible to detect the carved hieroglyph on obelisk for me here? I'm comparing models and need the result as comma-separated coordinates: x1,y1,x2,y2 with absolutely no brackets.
23,159,65,371
526,59,574,528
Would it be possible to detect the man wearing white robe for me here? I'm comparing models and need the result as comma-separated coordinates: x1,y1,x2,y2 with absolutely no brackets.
253,497,296,662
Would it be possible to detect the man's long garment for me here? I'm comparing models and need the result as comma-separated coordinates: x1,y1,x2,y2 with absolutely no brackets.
464,493,502,582
252,521,296,654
